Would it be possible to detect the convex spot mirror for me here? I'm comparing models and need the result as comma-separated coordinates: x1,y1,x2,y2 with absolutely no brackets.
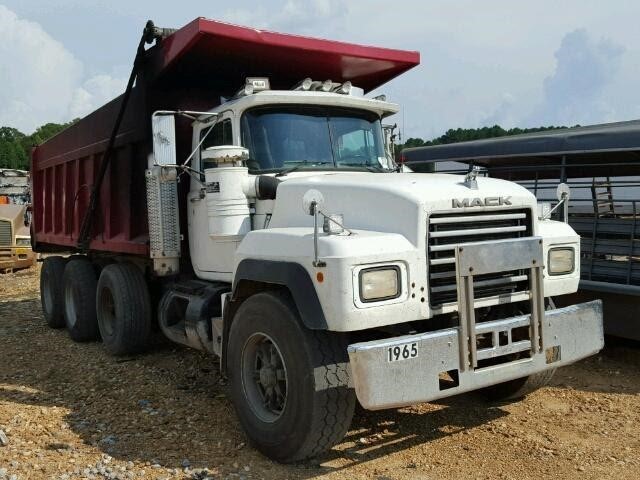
557,183,571,201
302,189,325,215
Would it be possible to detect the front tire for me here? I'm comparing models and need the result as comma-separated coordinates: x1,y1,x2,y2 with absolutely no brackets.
482,301,557,401
227,291,355,463
482,369,556,401
96,263,151,356
63,258,100,342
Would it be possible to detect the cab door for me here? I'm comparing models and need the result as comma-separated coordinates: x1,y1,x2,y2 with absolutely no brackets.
187,115,237,280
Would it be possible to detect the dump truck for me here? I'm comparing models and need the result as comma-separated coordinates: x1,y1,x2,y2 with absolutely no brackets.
0,169,35,272
31,18,604,462
0,204,35,272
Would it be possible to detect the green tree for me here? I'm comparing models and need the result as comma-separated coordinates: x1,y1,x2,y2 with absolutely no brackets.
397,124,578,152
0,127,29,170
0,119,78,170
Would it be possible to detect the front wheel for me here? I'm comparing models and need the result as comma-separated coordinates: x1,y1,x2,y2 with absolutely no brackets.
482,369,556,401
227,291,355,463
482,300,558,401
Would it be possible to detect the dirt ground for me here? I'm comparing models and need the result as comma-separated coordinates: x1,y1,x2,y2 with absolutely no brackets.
1,265,639,480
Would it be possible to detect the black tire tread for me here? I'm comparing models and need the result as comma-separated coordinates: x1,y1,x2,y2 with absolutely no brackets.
40,256,67,328
63,258,99,342
484,368,556,401
296,327,356,461
229,290,355,463
483,302,558,402
97,263,151,356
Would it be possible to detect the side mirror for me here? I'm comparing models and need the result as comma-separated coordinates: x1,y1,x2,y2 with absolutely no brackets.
151,113,177,166
23,206,31,227
557,183,571,224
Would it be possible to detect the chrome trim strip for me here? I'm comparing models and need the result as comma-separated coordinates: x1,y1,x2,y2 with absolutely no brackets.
430,225,526,238
430,213,526,224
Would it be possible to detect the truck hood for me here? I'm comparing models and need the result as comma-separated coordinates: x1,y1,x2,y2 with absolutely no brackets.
268,172,537,247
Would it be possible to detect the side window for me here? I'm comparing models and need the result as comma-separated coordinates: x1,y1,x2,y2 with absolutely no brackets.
201,119,233,170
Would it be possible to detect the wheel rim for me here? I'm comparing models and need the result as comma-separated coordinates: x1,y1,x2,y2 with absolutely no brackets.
241,332,288,423
99,287,116,337
64,282,77,328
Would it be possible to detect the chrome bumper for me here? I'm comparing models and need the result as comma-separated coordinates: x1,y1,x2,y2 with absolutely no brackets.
347,300,603,410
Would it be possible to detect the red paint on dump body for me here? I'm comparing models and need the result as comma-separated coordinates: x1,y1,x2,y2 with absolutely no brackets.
31,17,420,256
150,18,420,93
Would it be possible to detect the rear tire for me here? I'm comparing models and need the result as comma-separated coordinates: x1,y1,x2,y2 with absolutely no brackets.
40,256,67,328
63,258,99,342
96,263,151,356
227,291,355,463
482,369,556,401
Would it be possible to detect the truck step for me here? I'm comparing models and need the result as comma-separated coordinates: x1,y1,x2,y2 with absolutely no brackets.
158,283,230,354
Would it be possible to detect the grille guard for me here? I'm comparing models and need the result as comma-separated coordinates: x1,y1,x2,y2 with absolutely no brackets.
347,300,603,410
455,237,545,371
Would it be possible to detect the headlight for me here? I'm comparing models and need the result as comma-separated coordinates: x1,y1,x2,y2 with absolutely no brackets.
548,247,574,275
359,266,400,302
15,237,31,247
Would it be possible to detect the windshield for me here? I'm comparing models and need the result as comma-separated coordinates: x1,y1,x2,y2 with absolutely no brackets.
241,107,390,173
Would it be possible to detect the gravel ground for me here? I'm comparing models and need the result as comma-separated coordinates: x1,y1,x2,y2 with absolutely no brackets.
1,265,639,480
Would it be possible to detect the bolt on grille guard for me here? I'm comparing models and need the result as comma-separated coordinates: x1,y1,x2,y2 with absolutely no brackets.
455,237,544,371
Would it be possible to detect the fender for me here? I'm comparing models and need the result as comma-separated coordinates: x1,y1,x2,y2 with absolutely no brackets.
231,258,328,330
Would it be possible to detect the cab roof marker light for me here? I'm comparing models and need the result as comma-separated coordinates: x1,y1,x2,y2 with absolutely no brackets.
245,77,270,91
332,81,352,95
235,77,270,98
373,94,387,101
293,77,313,91
234,83,254,98
292,78,351,93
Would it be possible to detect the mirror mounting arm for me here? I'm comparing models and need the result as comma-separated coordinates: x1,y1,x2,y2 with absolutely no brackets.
311,201,326,268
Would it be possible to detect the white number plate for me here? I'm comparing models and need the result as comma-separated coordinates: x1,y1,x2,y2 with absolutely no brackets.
387,342,418,362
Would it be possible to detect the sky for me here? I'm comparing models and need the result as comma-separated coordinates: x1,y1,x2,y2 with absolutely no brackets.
1,0,639,140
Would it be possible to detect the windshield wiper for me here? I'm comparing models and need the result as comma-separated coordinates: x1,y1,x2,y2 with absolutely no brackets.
363,165,390,172
275,162,332,177
275,162,391,177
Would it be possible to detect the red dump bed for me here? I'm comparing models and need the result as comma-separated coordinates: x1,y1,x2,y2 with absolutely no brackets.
31,18,419,255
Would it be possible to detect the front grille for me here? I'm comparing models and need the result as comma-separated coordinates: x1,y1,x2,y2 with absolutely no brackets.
0,220,11,247
428,209,533,308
